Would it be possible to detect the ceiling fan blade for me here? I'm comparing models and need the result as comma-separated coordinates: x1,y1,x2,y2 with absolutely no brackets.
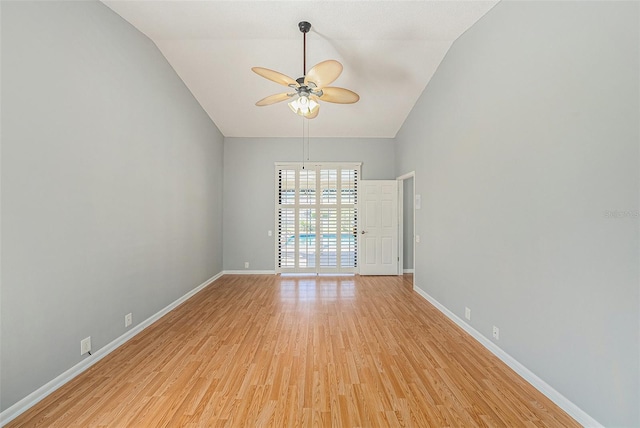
304,104,320,119
304,60,343,89
252,67,298,87
255,92,292,106
319,87,360,104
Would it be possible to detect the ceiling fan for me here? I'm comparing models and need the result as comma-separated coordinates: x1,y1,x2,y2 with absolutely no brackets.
252,21,359,120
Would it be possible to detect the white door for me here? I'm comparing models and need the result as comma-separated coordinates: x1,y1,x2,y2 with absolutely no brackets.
359,180,398,275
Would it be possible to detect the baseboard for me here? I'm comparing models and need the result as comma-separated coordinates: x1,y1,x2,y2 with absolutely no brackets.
222,270,276,275
411,284,602,428
0,272,223,427
403,269,414,274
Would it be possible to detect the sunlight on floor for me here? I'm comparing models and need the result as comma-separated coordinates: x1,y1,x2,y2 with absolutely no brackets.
279,277,356,302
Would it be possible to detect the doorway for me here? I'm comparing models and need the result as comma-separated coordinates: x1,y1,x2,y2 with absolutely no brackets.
397,172,415,288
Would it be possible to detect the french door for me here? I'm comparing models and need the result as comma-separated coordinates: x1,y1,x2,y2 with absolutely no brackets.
276,162,360,274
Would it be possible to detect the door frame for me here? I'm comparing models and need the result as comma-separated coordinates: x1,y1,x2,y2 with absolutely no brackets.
396,171,415,287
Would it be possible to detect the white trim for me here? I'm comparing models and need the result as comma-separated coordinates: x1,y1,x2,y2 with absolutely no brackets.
0,272,223,427
403,269,414,274
411,284,603,428
275,161,362,168
396,171,415,181
222,270,276,275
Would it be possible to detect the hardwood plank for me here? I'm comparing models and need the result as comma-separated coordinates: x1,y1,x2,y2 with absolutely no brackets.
7,274,580,427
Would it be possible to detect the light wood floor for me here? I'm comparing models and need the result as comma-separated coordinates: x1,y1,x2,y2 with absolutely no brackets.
8,274,580,427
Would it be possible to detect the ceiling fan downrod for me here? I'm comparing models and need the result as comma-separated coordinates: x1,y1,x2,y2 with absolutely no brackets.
298,21,311,76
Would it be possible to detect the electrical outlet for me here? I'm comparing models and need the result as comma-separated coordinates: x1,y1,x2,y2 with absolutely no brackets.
125,313,132,327
492,326,500,340
244,262,249,269
465,307,471,321
81,337,92,355
415,235,420,243
268,230,272,237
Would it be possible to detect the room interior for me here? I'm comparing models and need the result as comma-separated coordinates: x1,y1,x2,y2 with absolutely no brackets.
1,1,638,427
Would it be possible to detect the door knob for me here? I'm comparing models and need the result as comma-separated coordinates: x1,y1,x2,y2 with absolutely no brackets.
361,230,366,234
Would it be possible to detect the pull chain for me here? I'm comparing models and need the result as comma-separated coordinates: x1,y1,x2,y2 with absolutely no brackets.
302,117,305,170
301,117,311,169
306,119,310,161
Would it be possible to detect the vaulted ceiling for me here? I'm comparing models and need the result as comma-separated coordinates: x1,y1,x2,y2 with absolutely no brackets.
102,1,498,138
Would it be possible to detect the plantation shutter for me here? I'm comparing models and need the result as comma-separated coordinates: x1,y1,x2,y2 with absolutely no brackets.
276,162,360,274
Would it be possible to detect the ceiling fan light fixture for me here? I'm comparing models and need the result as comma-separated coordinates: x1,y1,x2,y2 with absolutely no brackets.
289,95,318,116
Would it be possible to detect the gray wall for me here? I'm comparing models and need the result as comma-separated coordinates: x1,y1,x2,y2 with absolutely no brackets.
1,0,224,411
402,177,414,270
395,1,639,426
223,137,395,271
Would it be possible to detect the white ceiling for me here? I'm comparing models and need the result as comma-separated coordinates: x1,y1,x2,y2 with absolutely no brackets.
102,1,499,138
